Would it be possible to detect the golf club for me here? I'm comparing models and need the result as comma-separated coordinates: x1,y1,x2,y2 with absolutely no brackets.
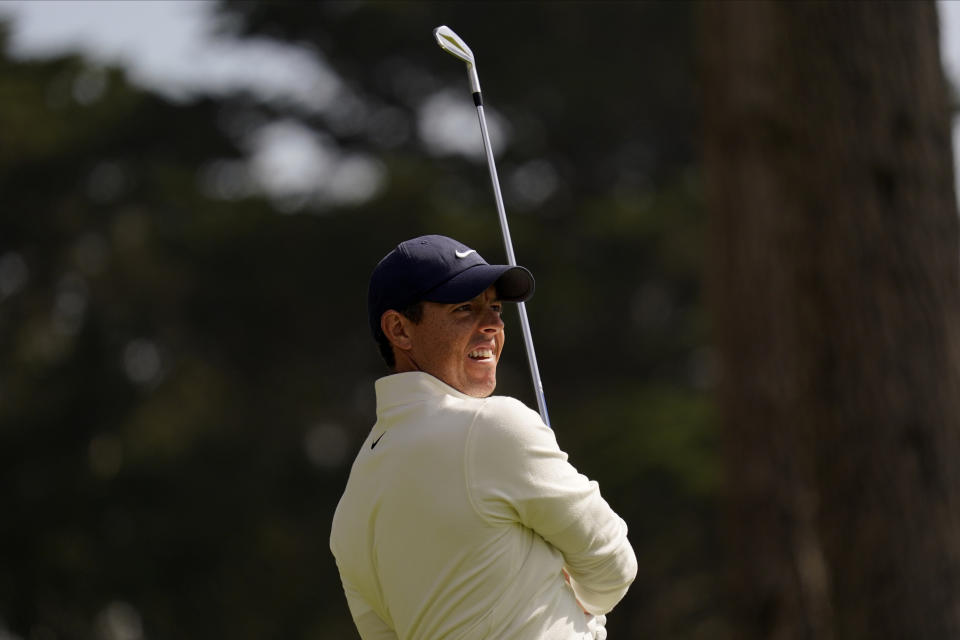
433,25,551,428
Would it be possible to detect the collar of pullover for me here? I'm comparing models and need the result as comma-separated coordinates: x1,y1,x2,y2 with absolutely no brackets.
374,371,476,417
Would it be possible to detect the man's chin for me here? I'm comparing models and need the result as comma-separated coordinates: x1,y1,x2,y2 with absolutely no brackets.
464,377,497,398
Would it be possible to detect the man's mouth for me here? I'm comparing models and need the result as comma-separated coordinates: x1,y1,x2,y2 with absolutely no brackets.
468,348,495,361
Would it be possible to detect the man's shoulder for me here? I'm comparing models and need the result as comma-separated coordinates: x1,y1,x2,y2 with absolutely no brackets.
477,394,541,421
469,394,551,445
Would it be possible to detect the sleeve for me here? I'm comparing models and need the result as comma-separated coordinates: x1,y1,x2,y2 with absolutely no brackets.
466,399,638,615
353,611,399,640
341,581,398,640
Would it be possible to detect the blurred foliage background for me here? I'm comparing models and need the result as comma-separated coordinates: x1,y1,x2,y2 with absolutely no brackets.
2,2,952,639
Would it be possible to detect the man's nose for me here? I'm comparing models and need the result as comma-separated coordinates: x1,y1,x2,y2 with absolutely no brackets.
480,308,504,332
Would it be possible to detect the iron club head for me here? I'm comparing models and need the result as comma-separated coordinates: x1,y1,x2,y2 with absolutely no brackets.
433,25,481,95
433,26,474,65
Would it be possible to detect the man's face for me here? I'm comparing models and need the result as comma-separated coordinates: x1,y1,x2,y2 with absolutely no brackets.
401,285,504,398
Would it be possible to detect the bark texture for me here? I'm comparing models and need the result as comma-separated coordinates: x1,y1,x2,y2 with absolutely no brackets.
700,2,960,638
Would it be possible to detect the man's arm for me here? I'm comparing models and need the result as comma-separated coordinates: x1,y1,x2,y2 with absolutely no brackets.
467,398,637,615
549,499,636,614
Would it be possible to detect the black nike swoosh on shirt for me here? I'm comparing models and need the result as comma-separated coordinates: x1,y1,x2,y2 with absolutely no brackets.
371,432,385,449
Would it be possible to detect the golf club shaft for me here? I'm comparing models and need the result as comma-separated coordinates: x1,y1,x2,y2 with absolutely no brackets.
474,100,551,428
433,25,550,427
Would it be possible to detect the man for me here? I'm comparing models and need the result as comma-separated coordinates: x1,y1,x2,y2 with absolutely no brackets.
330,235,636,639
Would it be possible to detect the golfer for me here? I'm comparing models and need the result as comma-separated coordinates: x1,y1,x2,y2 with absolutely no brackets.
330,235,636,639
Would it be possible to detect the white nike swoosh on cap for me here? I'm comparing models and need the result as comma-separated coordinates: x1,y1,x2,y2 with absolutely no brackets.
455,249,476,259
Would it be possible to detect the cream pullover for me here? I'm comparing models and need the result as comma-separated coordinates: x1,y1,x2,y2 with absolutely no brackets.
330,372,637,640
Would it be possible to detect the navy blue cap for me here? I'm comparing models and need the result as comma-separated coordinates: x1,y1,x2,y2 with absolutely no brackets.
368,234,535,339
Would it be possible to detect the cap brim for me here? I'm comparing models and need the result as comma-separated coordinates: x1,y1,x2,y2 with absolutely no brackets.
423,264,534,304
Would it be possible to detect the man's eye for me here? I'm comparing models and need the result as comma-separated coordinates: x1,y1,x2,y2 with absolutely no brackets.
455,304,471,312
492,305,503,314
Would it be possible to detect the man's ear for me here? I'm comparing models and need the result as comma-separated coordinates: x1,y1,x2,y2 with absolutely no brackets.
381,310,413,351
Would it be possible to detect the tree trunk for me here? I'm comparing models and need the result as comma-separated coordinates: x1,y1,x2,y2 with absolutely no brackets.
700,2,960,638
